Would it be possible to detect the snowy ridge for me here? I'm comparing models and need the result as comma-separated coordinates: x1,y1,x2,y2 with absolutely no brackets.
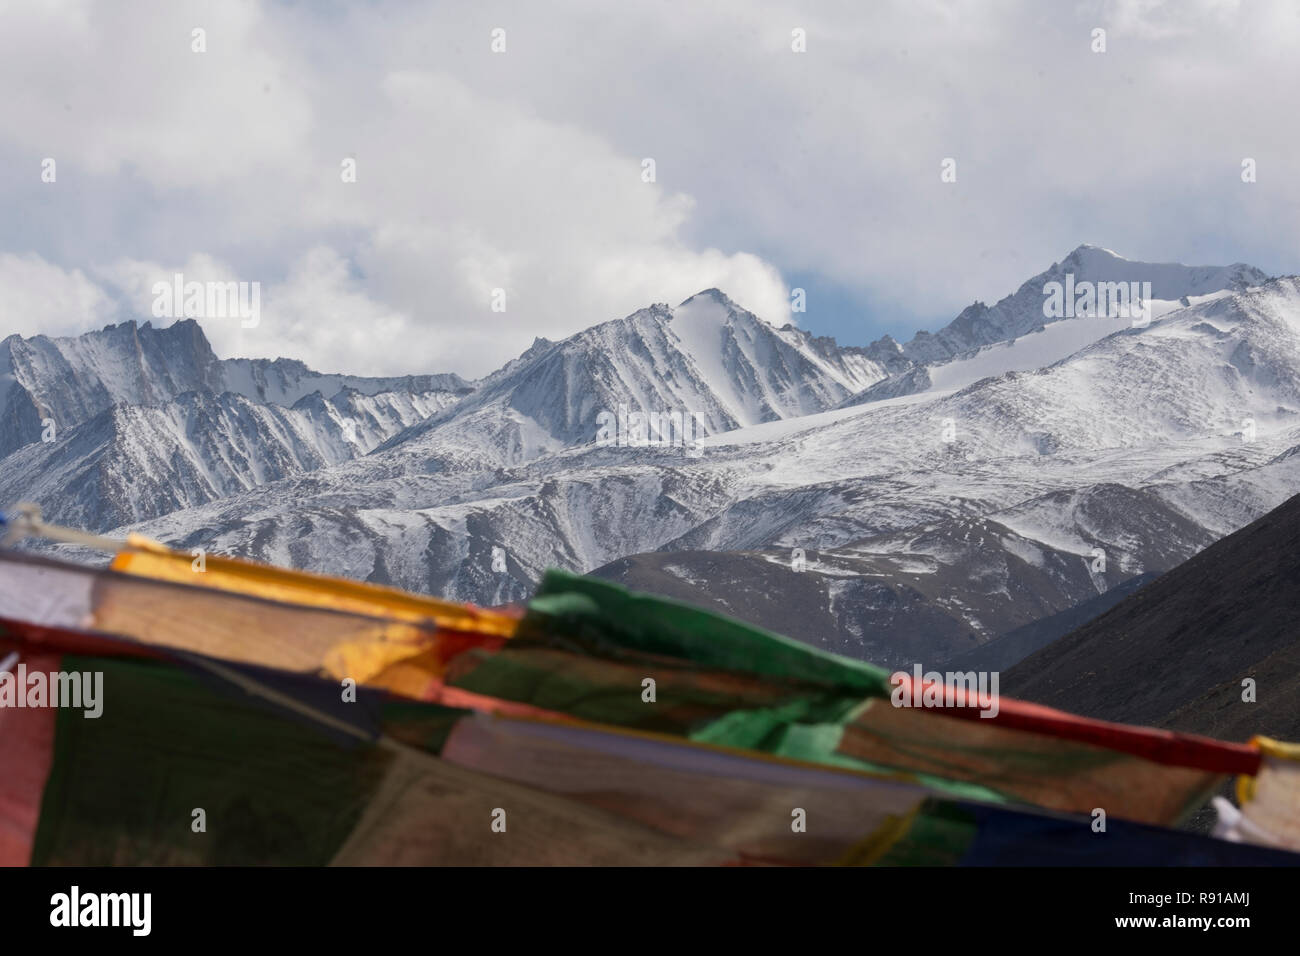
373,288,906,471
7,246,1299,666
889,244,1268,366
75,274,1300,660
0,318,471,457
0,384,462,531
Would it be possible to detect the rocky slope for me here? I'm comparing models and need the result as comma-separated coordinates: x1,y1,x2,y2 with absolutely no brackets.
8,247,1297,670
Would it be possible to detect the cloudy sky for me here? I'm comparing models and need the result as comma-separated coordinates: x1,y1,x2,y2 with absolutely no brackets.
2,0,1299,377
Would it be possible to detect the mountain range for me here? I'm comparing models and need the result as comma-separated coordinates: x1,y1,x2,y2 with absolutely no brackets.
5,244,1299,669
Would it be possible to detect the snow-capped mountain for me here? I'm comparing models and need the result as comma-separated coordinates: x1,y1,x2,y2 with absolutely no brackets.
0,385,463,532
373,289,908,472
839,246,1270,408
0,318,470,458
6,246,1297,669
0,286,906,552
890,244,1268,365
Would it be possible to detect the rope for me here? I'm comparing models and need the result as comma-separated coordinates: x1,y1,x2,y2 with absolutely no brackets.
0,503,129,554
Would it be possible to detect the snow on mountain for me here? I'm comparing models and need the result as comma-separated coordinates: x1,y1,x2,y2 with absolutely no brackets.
0,385,462,532
372,289,905,472
838,245,1271,409
1,287,895,544
894,243,1268,365
9,248,1298,669
0,318,470,457
74,274,1300,667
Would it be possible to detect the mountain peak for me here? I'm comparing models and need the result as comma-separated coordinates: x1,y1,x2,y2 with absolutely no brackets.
1059,244,1132,272
678,288,733,308
853,244,1274,378
1069,243,1126,258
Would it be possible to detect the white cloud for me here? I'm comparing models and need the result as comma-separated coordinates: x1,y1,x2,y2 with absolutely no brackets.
1,0,1299,373
0,0,313,187
222,246,413,376
0,253,115,338
0,1,793,375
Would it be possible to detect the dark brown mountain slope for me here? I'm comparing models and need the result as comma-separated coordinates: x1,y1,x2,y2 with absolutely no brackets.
1006,490,1300,742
